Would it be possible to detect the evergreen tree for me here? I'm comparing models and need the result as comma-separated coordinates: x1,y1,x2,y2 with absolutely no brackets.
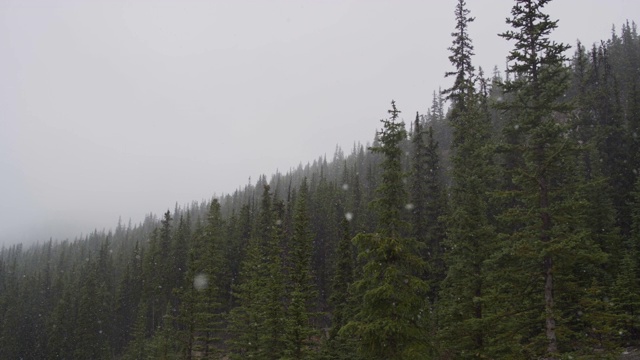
123,301,150,360
227,185,287,359
175,201,226,359
442,0,475,112
176,225,222,359
437,1,497,356
342,101,430,359
284,179,318,358
74,241,114,359
325,216,361,360
496,0,607,356
170,214,191,296
47,272,78,359
263,199,288,358
227,234,264,358
310,172,339,309
410,112,447,296
411,113,429,252
611,177,640,343
143,211,174,332
114,260,136,353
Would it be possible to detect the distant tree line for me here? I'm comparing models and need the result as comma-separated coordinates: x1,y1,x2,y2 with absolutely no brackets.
2,0,640,358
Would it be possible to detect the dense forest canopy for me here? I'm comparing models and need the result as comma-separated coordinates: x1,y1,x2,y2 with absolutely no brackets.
2,1,640,359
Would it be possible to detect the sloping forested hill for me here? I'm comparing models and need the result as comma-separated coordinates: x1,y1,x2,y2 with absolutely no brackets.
2,1,640,358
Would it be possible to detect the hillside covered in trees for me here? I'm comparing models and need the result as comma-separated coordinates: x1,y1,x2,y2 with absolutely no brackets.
2,0,640,358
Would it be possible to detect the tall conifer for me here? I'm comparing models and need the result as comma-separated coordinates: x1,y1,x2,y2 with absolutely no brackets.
342,101,429,359
496,0,607,356
284,179,318,358
438,0,497,356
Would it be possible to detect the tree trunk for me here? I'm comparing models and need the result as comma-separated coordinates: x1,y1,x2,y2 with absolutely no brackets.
540,158,557,357
544,255,557,357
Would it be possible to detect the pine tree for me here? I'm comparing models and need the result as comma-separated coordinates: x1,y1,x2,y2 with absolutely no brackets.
263,198,288,358
611,177,640,343
47,276,78,359
227,235,264,358
325,216,361,360
496,0,607,356
443,0,475,113
227,185,287,359
410,113,447,296
74,242,114,359
284,179,318,358
411,113,429,253
170,214,191,296
341,101,430,359
175,201,225,359
143,211,174,332
310,172,339,308
226,203,253,309
123,301,149,360
437,1,497,356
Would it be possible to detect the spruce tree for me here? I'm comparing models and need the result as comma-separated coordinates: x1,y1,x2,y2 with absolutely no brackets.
170,214,191,296
284,179,318,358
612,177,640,343
437,0,496,356
443,0,475,113
143,211,174,331
496,0,607,356
114,241,144,353
74,243,114,359
227,185,287,359
263,199,288,358
227,234,265,358
411,113,429,253
123,301,149,360
341,101,430,359
410,113,447,295
175,201,225,359
323,211,365,360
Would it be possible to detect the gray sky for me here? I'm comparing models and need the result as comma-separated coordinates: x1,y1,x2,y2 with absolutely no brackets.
1,0,637,246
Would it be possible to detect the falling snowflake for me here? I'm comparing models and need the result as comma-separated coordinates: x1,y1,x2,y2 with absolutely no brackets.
194,273,209,291
345,212,354,221
342,183,349,191
405,203,415,210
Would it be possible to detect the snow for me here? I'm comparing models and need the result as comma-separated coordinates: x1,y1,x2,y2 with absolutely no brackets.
194,273,209,291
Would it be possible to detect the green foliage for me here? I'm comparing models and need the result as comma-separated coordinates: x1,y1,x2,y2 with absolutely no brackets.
437,2,498,357
325,217,361,360
493,0,611,357
227,185,288,359
443,0,476,112
1,7,640,359
344,232,430,359
342,101,431,359
284,179,319,359
410,113,447,273
174,201,226,359
369,100,409,238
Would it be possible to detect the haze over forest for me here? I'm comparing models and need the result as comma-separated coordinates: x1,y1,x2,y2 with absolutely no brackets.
2,0,639,246
3,0,640,359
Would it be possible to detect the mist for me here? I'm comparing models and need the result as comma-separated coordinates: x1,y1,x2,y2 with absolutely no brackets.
1,0,637,246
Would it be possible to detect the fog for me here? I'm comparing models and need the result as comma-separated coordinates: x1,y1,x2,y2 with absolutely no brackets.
1,0,637,246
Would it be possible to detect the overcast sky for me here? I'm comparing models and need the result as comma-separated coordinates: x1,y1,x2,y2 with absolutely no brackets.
1,0,637,246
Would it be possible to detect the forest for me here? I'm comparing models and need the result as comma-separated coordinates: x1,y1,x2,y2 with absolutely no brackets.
2,0,640,358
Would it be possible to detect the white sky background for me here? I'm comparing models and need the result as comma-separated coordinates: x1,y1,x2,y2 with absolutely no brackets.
0,0,637,246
